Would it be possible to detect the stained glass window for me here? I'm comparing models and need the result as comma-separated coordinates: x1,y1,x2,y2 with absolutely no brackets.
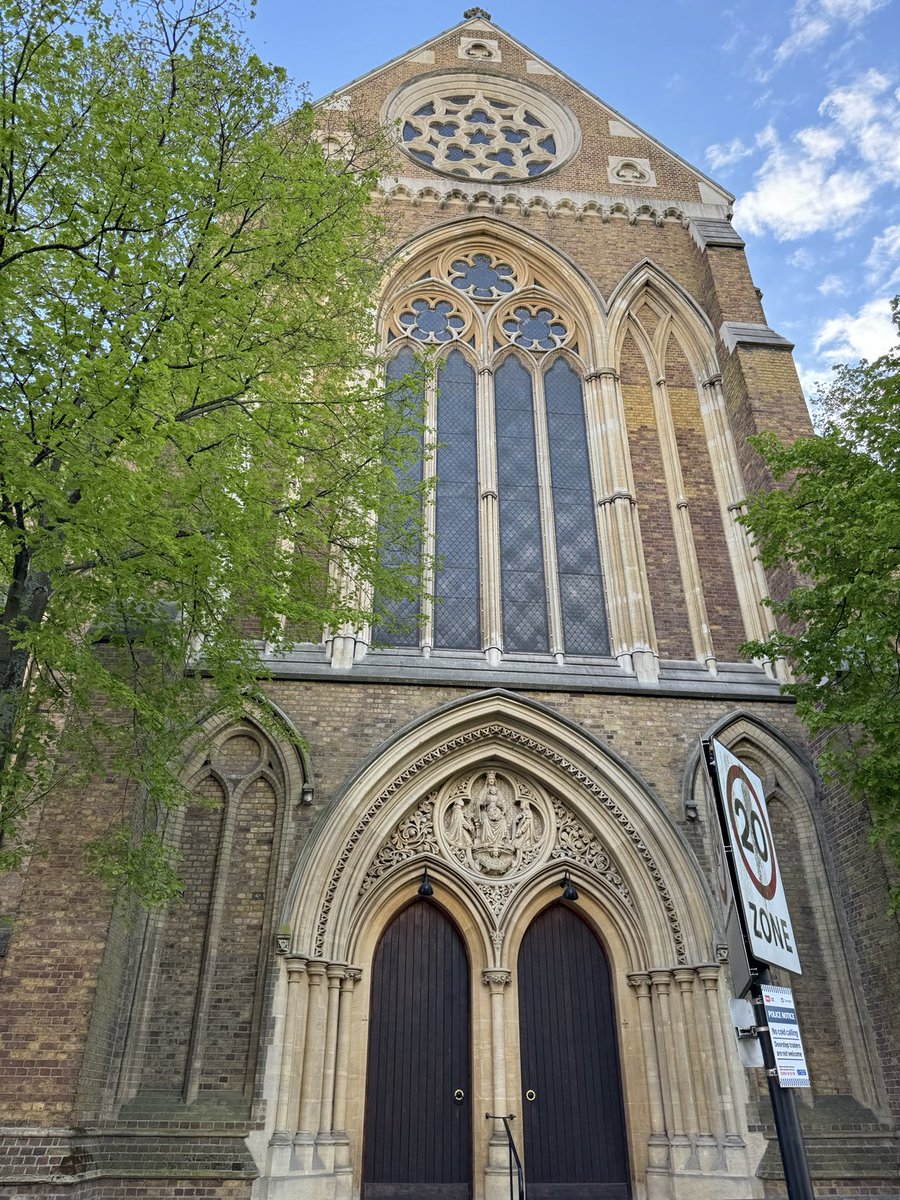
372,347,422,648
544,358,610,656
495,357,549,653
433,350,481,650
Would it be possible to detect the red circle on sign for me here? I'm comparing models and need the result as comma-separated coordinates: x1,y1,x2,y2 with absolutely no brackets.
725,764,778,901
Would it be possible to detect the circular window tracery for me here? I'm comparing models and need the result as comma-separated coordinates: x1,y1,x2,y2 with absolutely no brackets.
501,302,570,351
386,73,581,183
449,252,517,300
397,297,467,343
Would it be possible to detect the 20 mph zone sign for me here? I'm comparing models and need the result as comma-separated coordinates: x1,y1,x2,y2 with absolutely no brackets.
712,741,801,975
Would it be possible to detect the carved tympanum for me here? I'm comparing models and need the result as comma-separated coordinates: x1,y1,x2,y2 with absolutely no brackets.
439,768,549,877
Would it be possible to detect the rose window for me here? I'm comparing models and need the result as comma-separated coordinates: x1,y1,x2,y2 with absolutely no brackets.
501,304,569,351
449,253,516,300
397,298,466,343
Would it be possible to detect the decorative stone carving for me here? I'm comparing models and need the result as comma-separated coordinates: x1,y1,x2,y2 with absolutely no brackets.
359,794,439,893
436,768,551,878
459,37,500,62
607,156,657,188
320,724,686,963
549,799,632,906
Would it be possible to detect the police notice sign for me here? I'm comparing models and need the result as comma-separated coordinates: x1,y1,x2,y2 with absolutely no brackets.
712,740,801,975
761,986,811,1088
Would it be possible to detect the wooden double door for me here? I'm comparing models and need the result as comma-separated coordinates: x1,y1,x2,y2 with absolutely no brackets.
362,901,631,1200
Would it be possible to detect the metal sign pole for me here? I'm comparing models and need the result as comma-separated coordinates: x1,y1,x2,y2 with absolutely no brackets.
702,739,816,1200
752,966,815,1200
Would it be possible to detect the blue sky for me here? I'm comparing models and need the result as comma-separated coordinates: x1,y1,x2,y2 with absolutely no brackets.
245,0,900,400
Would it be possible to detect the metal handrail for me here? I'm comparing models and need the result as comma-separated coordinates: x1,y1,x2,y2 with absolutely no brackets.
486,1112,525,1200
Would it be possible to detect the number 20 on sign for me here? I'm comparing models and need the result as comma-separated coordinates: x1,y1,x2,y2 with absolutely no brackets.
712,741,801,975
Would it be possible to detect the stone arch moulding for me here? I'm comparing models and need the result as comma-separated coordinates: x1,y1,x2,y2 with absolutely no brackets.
608,259,782,671
687,710,887,1116
282,688,717,971
377,214,610,365
111,700,310,1114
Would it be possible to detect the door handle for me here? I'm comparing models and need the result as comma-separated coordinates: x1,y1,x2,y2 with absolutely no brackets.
453,1088,465,1102
525,1089,536,1102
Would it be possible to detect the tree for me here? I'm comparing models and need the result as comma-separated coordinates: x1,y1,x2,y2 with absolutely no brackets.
741,299,900,897
0,0,425,899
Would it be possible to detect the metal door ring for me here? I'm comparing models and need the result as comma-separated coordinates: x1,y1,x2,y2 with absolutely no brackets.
525,1089,536,1102
454,1088,465,1102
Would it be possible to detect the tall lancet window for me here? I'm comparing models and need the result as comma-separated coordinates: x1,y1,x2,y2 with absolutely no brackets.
377,246,610,660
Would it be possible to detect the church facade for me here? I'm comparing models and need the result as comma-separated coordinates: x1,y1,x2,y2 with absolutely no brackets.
1,12,899,1200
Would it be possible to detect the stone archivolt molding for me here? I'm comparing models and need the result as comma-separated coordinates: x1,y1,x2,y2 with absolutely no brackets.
315,722,682,962
383,71,581,183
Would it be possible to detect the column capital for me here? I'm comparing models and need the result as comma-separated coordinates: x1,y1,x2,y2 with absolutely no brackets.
702,372,723,389
627,971,652,997
586,367,619,382
649,968,674,992
597,488,636,509
478,364,494,377
306,959,328,979
655,375,667,388
345,967,363,984
284,955,308,976
327,963,348,984
673,967,697,989
482,969,512,991
696,963,721,987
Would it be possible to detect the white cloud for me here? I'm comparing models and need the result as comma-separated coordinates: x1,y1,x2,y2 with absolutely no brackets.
788,248,816,269
705,138,753,171
818,274,845,295
734,70,900,240
768,0,889,72
814,296,897,362
866,224,900,289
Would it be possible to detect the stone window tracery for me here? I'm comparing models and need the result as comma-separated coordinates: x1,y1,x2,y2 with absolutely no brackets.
385,73,581,183
376,246,609,662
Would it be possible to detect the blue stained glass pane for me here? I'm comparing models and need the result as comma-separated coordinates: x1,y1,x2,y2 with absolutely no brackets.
410,149,434,165
503,128,528,143
414,102,436,116
523,111,544,127
446,145,475,162
434,350,480,649
495,357,549,653
528,160,550,177
402,122,420,142
538,135,557,154
487,148,515,166
488,98,514,109
468,109,494,124
432,121,459,136
448,95,474,105
451,253,516,300
544,358,609,656
468,129,493,145
373,347,423,648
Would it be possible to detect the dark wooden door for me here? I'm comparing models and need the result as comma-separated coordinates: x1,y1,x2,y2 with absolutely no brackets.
363,901,472,1200
518,904,631,1200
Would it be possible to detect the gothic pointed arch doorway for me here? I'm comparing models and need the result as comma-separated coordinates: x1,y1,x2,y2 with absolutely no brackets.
362,900,473,1200
518,903,631,1200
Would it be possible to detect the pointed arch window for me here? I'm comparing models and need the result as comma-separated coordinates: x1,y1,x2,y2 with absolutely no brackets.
376,251,610,661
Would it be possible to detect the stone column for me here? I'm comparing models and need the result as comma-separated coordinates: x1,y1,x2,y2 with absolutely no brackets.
627,973,669,1170
649,970,686,1150
317,964,347,1169
477,364,502,664
295,959,328,1171
274,957,308,1136
483,969,514,1200
585,368,658,680
698,964,741,1141
333,968,361,1174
